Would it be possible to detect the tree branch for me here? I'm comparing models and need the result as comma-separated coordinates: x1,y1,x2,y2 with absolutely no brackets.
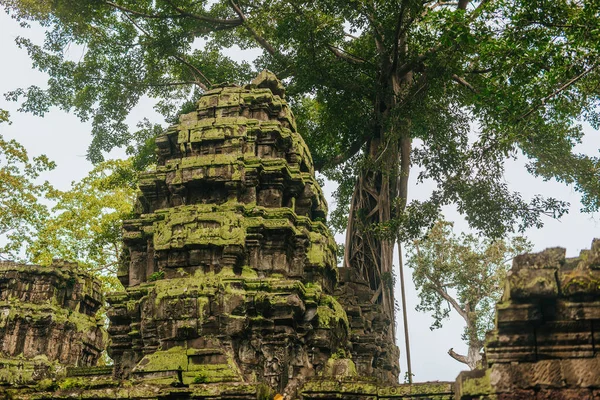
104,1,186,19
452,74,479,93
457,0,470,10
448,348,469,365
467,67,493,74
396,50,433,79
171,54,211,90
362,5,385,46
229,0,279,57
434,281,468,320
313,135,368,171
163,0,243,26
90,77,198,88
390,0,408,74
327,45,366,64
370,283,383,303
398,134,411,210
118,11,211,90
414,243,469,321
399,0,490,79
518,63,597,120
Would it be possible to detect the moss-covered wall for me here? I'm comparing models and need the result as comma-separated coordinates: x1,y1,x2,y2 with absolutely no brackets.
107,71,351,398
5,71,599,400
456,239,600,399
0,261,106,386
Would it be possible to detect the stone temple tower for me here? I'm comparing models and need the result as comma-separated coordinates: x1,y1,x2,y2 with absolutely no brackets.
107,71,349,396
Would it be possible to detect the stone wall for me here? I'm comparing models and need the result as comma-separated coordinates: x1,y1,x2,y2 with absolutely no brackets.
456,239,600,399
0,260,106,385
336,267,400,384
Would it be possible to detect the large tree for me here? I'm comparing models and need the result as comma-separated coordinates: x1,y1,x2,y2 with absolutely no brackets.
2,0,600,344
407,219,531,369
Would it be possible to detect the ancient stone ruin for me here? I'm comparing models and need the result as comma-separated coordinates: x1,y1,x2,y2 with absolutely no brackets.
0,71,599,399
0,260,106,385
107,70,349,397
456,239,600,399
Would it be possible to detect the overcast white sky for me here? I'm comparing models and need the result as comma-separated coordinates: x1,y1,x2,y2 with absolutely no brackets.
1,10,599,383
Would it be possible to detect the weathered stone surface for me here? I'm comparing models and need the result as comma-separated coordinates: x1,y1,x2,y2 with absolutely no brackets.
335,267,399,383
4,379,454,400
458,240,600,400
300,379,453,399
106,72,352,398
0,261,106,385
5,71,599,400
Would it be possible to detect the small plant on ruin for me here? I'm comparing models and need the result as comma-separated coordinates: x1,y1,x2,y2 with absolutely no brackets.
148,271,165,282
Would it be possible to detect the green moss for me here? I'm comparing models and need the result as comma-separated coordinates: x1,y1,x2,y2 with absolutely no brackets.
560,270,600,295
316,295,349,329
331,348,349,359
152,271,227,305
0,357,37,384
126,300,137,312
58,377,89,390
66,366,113,377
323,357,357,377
153,208,246,250
377,382,454,397
134,198,337,255
301,379,378,395
240,266,258,278
134,346,188,372
0,301,99,334
184,363,239,384
257,384,276,400
193,372,208,384
36,378,58,391
458,369,494,396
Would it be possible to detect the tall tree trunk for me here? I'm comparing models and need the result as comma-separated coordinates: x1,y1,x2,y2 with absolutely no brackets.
343,20,414,369
344,136,398,334
343,77,411,342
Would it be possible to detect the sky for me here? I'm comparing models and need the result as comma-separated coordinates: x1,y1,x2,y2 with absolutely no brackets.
1,9,599,384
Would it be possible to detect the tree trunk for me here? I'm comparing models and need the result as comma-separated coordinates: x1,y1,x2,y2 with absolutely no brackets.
467,342,483,370
343,75,411,343
448,308,485,369
343,23,414,368
345,137,398,335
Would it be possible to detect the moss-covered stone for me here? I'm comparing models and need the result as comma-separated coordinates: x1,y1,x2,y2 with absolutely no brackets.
0,261,106,386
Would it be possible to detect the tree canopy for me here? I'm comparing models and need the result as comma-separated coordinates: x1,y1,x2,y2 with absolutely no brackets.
2,0,599,237
28,158,136,291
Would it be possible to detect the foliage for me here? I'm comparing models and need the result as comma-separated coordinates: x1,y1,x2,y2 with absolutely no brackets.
28,158,136,291
0,109,9,124
147,270,165,282
0,110,56,260
406,219,532,369
1,1,598,237
126,118,162,171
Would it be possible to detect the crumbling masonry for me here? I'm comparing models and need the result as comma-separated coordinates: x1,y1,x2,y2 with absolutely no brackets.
1,71,599,399
0,260,106,385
